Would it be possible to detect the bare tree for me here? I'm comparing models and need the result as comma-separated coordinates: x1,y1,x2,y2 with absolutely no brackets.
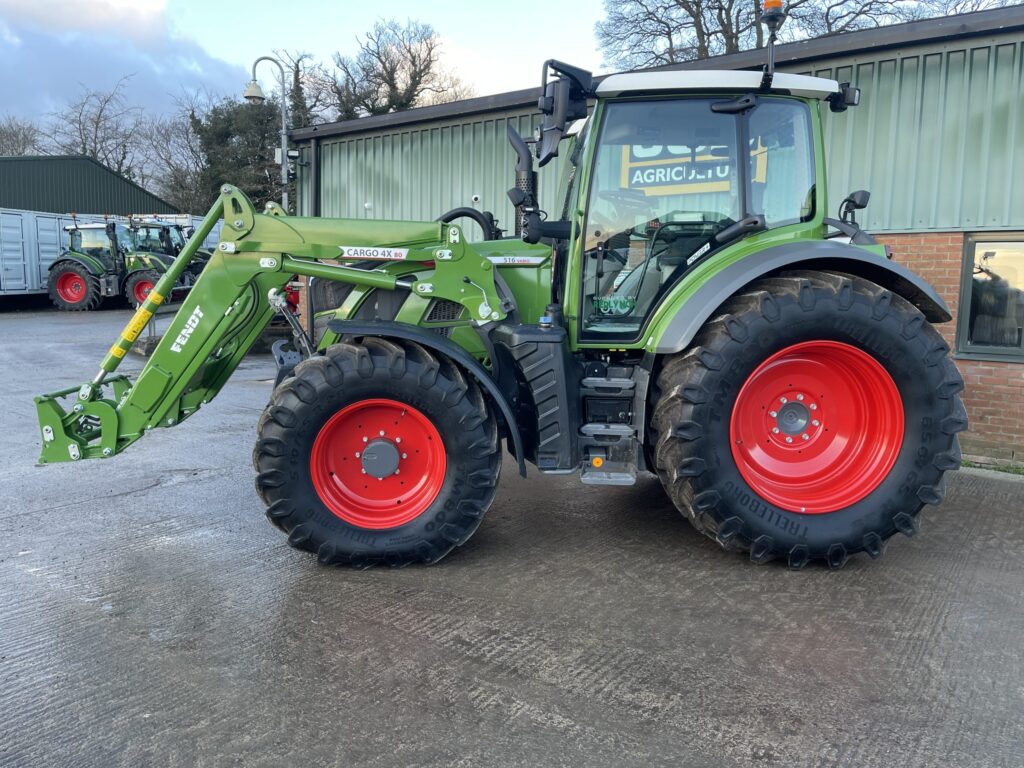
0,116,43,155
147,92,213,213
596,0,1020,69
326,20,473,120
275,50,336,128
45,76,151,183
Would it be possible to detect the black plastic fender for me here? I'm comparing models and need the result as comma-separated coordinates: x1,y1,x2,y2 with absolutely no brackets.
655,240,952,354
326,319,527,477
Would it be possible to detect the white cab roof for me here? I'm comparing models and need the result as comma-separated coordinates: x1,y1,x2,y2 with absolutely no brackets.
596,70,839,99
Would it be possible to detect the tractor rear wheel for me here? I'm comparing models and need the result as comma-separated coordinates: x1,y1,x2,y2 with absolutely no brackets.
650,270,967,568
253,337,502,567
125,270,160,308
48,261,101,311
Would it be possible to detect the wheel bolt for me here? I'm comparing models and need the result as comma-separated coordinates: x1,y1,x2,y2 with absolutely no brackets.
361,468,366,474
395,437,402,443
802,434,810,441
379,430,385,436
785,436,793,443
769,410,778,418
812,419,820,427
797,394,805,401
772,427,780,434
809,404,817,411
780,397,788,404
362,436,368,443
395,469,400,475
355,451,361,458
401,453,407,459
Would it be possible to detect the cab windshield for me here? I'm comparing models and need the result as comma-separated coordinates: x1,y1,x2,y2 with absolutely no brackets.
69,228,110,255
581,96,814,339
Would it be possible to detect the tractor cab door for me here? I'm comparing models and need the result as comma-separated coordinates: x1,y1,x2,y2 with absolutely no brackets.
577,96,815,342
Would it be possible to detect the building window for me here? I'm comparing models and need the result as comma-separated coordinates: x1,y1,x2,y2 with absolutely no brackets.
958,234,1024,360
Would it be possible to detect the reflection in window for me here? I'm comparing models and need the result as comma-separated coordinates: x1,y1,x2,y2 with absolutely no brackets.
962,238,1024,353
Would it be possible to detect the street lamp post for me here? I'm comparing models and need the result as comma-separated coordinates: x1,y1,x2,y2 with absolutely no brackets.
243,56,289,212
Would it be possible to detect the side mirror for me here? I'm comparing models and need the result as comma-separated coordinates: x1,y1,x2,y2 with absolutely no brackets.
840,189,870,225
536,60,592,167
827,82,861,113
185,226,195,238
844,190,870,210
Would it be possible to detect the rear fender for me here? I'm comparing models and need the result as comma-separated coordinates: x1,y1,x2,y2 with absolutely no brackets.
326,319,527,477
652,240,951,354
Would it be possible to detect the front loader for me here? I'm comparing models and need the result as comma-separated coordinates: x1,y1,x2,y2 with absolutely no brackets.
35,4,966,569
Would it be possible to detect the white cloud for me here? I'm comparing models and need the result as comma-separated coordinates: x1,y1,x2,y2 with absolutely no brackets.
0,0,168,40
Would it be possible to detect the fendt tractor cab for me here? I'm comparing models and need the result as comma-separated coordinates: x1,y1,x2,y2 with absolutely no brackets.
48,218,201,311
129,217,211,283
35,3,966,570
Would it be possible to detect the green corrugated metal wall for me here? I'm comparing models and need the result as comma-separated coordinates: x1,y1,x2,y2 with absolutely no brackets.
299,111,565,240
0,156,178,216
800,32,1024,232
300,28,1023,235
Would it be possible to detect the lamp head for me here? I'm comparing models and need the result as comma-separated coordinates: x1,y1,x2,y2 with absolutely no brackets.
243,79,266,104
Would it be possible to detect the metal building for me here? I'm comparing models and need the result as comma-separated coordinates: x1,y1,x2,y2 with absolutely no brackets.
0,156,178,217
291,7,1024,460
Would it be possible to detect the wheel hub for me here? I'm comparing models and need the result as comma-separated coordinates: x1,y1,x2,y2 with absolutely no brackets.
361,438,401,478
729,340,904,514
309,399,446,529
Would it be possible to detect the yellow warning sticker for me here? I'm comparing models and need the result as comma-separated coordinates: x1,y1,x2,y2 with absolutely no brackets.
123,310,153,342
148,291,164,307
109,344,127,359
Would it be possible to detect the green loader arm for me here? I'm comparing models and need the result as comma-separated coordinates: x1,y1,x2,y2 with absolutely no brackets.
35,185,508,464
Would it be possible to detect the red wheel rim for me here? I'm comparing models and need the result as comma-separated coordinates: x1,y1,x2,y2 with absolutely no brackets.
133,279,154,304
729,341,904,514
310,399,446,529
56,272,85,303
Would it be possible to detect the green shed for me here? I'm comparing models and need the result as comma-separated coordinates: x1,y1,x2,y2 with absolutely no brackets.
0,156,178,216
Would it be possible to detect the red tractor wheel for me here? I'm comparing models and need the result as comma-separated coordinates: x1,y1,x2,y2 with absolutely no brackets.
254,337,502,567
650,270,967,568
48,262,101,311
125,270,160,308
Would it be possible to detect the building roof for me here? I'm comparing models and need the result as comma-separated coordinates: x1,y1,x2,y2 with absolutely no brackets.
595,70,839,98
0,155,178,215
291,6,1024,143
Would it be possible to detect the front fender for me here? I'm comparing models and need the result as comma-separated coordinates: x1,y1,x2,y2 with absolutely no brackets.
652,240,951,354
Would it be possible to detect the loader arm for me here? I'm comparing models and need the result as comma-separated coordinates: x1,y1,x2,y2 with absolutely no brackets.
35,185,508,464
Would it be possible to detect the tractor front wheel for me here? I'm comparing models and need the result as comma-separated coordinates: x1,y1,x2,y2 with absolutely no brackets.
125,270,160,308
253,337,502,567
650,270,967,568
48,262,101,311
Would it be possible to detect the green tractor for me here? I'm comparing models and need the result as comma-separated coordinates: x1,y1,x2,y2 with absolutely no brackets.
47,219,204,311
34,9,966,569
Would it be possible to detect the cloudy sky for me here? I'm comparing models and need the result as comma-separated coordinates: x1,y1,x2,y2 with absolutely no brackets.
0,0,608,120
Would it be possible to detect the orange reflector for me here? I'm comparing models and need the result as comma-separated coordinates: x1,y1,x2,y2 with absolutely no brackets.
764,0,783,8
591,456,605,468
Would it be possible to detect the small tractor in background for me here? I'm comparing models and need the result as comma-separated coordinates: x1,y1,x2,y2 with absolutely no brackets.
47,218,208,311
35,3,966,569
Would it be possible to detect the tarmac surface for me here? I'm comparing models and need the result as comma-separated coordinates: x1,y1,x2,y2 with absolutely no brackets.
1,301,1023,768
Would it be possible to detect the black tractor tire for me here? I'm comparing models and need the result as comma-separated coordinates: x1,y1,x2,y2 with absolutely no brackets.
48,261,102,311
125,270,161,308
253,336,502,567
649,269,967,568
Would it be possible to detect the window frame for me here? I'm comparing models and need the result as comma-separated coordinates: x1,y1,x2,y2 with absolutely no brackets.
955,231,1024,363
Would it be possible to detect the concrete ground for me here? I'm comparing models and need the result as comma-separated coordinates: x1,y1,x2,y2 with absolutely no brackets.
2,300,1023,768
